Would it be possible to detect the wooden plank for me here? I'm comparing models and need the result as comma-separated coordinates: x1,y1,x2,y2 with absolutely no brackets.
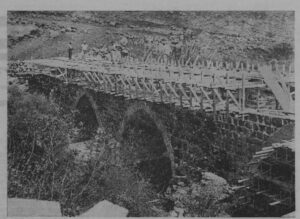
238,178,249,184
148,79,160,95
166,82,179,98
140,78,152,92
143,79,155,92
242,70,245,113
232,186,246,190
269,201,281,206
193,55,199,66
124,77,134,96
83,72,92,82
118,75,127,88
104,74,114,87
200,87,211,101
133,78,142,91
178,84,189,99
262,146,274,151
188,85,201,102
255,149,273,155
92,72,103,83
253,154,268,159
260,65,293,113
227,90,241,110
159,81,170,97
87,72,99,83
256,190,267,195
213,88,224,102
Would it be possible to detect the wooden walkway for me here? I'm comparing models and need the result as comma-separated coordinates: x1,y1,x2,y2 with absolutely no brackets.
8,56,295,119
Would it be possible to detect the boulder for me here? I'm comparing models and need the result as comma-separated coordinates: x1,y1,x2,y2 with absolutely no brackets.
109,21,117,27
201,172,231,201
174,207,185,216
49,30,59,38
79,200,128,217
170,210,178,217
65,27,72,32
71,27,77,32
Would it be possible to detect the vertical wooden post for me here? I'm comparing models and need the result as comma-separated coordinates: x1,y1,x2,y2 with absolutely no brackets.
159,81,163,102
143,80,146,100
122,77,125,96
213,89,216,120
115,75,118,94
275,99,280,110
135,78,138,99
212,73,216,120
128,78,132,99
226,72,229,118
169,85,172,104
180,90,183,107
189,86,193,107
289,63,292,74
104,74,107,93
287,82,290,94
256,86,260,110
64,68,68,84
242,70,245,119
238,88,241,109
200,86,204,111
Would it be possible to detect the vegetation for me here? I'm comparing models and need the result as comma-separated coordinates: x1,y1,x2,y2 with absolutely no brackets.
8,82,72,201
7,82,158,216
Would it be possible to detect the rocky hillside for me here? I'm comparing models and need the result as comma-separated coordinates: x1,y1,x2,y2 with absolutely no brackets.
7,11,294,62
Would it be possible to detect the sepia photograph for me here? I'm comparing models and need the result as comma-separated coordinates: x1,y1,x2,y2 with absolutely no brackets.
5,3,296,217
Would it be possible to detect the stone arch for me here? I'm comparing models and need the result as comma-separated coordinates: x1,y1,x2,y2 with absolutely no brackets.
72,89,103,128
119,102,175,176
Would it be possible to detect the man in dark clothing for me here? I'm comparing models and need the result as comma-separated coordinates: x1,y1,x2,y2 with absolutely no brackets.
171,39,182,66
68,42,73,60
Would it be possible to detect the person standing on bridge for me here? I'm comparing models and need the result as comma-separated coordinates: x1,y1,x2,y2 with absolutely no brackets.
171,38,183,67
81,41,88,59
108,41,118,64
161,39,172,66
68,42,73,60
119,35,129,62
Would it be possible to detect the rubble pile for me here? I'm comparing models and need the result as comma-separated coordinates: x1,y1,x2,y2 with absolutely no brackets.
8,24,41,47
8,61,33,75
8,13,78,48
166,172,233,217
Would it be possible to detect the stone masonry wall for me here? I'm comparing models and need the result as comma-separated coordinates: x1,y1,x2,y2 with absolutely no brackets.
28,75,294,182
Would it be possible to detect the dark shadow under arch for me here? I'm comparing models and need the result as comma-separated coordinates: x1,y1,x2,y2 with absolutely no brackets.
119,103,175,191
73,90,102,126
73,92,101,141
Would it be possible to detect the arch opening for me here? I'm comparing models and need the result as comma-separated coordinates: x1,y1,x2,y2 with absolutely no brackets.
120,109,173,192
74,95,99,141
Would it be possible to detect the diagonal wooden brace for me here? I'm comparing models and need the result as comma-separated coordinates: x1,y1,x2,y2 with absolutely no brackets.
159,81,170,97
178,83,189,99
227,89,241,110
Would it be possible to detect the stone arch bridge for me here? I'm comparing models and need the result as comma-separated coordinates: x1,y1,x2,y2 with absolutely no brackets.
8,57,295,184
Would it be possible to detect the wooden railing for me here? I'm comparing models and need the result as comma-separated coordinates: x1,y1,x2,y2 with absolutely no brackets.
8,56,295,118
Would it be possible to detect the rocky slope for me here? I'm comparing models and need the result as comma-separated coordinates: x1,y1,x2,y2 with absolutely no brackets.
8,11,294,62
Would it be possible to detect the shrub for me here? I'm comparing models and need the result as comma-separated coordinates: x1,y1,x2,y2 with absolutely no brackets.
8,83,158,216
8,83,73,201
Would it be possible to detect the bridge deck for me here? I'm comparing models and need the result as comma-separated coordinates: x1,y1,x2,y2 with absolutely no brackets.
24,58,260,87
8,56,294,119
